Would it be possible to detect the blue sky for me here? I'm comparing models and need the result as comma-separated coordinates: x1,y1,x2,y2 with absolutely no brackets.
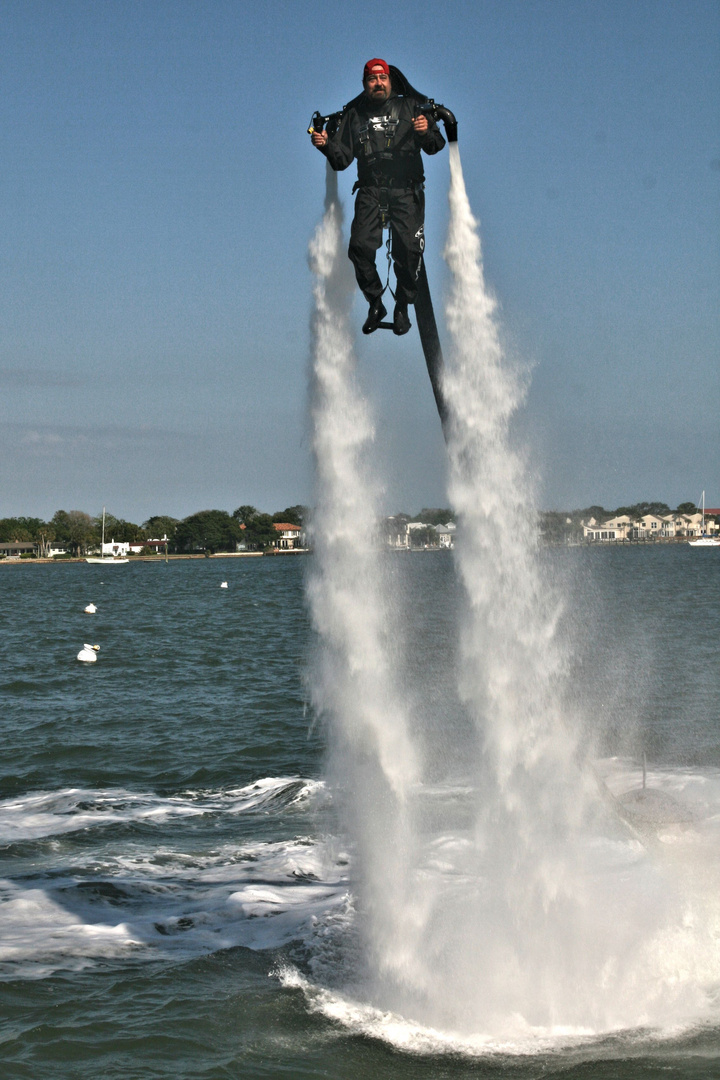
1,0,718,522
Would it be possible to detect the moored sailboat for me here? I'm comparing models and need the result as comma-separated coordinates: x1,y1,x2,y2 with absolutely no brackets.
688,492,720,547
85,508,129,564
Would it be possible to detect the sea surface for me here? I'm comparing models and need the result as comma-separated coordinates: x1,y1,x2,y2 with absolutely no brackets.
1,547,719,1079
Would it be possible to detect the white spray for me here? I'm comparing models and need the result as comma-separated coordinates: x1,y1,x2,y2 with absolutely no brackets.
307,165,421,987
431,142,605,1033
305,152,720,1047
423,143,719,1038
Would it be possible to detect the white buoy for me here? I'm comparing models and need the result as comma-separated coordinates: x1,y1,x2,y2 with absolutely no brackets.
220,581,228,588
77,644,100,662
84,603,97,613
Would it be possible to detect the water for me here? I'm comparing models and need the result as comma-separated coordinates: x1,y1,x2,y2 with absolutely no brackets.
0,551,719,1077
3,160,720,1077
306,167,421,1009
305,145,719,1071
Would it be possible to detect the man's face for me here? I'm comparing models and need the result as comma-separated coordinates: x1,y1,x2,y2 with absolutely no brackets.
364,69,391,103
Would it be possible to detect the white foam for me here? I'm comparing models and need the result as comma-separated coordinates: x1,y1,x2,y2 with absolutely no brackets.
277,966,619,1056
0,834,348,979
0,777,325,844
0,880,144,974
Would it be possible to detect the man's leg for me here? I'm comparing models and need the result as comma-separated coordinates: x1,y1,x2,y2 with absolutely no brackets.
349,188,387,333
389,187,425,307
348,188,384,301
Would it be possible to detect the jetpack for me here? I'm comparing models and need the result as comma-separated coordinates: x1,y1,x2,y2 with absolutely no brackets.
309,67,457,436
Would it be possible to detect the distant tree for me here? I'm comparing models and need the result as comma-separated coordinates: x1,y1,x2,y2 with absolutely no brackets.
579,506,608,522
676,502,697,514
232,505,259,525
408,525,437,548
142,516,179,546
0,517,48,542
539,512,582,544
0,519,30,543
97,512,145,544
644,502,671,516
244,513,279,551
411,508,456,526
615,501,670,519
381,515,410,545
51,510,96,555
175,510,242,554
272,505,308,527
36,527,56,557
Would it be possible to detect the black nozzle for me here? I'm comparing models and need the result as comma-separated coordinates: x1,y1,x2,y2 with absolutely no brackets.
418,101,458,143
434,105,458,143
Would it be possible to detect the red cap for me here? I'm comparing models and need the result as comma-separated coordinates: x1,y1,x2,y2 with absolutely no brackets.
363,58,390,80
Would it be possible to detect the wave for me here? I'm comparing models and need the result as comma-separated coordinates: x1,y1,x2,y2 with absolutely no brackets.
5,760,720,1047
0,776,326,845
0,776,339,980
0,831,347,980
276,760,720,1050
278,964,719,1058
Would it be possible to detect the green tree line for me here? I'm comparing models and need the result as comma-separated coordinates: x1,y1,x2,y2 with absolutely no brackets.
0,505,308,557
2,500,711,556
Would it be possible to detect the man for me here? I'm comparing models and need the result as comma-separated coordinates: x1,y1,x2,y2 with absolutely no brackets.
311,59,445,335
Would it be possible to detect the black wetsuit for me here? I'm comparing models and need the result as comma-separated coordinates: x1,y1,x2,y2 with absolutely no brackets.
322,94,445,305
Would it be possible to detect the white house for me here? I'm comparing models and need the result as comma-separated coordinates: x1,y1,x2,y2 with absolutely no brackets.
582,516,626,541
435,523,456,548
273,523,304,550
100,536,168,557
100,540,129,557
583,510,715,541
674,513,709,537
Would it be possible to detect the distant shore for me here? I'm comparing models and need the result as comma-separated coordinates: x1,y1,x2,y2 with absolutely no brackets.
0,550,309,566
0,537,703,567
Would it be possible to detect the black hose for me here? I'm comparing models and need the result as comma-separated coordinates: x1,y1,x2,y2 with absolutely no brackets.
434,106,458,143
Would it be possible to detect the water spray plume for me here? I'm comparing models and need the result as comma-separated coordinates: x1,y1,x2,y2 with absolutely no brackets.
422,143,720,1040
444,142,580,846
307,164,419,982
439,143,609,1034
305,153,720,1051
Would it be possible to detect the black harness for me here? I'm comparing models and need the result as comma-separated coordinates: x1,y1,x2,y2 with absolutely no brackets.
351,98,425,191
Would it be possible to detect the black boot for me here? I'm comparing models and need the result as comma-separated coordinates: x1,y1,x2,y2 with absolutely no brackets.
393,301,411,336
362,297,387,335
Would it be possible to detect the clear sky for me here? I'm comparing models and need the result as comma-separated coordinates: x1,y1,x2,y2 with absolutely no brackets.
1,0,718,522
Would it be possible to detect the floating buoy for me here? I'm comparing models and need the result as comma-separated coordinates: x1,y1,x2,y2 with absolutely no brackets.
84,603,97,613
77,644,100,662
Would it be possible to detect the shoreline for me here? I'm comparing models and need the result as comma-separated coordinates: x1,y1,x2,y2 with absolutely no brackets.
0,540,703,565
0,550,309,566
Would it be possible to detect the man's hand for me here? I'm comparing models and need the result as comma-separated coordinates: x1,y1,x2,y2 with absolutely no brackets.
311,130,329,148
412,115,429,135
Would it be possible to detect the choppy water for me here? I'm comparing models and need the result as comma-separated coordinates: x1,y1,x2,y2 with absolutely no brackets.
1,549,719,1078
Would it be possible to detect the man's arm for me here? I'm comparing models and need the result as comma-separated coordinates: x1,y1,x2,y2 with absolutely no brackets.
309,109,355,171
412,107,445,156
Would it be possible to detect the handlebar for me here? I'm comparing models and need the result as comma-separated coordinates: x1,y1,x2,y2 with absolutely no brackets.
308,102,458,143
